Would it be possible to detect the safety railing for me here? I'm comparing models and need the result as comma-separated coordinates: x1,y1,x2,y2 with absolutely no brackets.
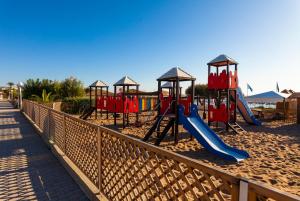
22,99,300,201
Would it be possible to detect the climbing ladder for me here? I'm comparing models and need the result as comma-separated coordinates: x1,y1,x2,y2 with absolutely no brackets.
227,122,246,134
143,114,175,145
79,107,95,120
143,100,175,145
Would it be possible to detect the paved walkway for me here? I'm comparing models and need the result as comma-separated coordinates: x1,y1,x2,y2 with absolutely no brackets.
0,101,88,201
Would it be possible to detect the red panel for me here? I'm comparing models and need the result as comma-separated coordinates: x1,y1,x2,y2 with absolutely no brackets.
179,96,191,115
229,71,238,89
107,96,116,112
160,95,172,114
208,104,229,123
208,70,238,89
131,96,139,113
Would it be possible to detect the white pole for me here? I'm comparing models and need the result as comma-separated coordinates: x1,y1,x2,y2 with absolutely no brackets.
239,180,249,201
19,87,22,109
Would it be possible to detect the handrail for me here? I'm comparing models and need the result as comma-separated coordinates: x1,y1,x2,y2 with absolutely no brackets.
155,99,176,132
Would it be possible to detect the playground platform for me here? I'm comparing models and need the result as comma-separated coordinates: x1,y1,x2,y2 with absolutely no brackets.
0,101,88,201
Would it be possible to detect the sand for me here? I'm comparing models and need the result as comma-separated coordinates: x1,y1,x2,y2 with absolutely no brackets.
87,112,300,196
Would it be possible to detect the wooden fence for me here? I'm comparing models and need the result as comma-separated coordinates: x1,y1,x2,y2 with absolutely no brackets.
22,100,300,201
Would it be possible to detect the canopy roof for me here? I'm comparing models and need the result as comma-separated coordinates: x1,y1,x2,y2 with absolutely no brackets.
207,54,238,67
89,80,108,88
161,82,173,88
157,67,195,81
245,91,286,104
114,76,139,86
161,81,183,89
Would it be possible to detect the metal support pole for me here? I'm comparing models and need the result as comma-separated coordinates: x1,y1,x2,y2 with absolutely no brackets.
226,62,230,130
208,65,211,126
114,86,116,126
175,79,180,144
157,81,162,136
123,86,125,128
19,87,23,110
100,87,103,117
127,86,129,126
191,80,195,104
136,85,139,124
95,86,98,119
106,87,109,119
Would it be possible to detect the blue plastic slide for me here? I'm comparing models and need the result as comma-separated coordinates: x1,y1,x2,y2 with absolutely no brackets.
178,104,250,162
236,88,261,126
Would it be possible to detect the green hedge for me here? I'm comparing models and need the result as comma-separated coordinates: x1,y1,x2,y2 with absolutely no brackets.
61,97,91,114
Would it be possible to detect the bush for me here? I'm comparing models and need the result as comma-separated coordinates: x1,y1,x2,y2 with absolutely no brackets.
186,84,208,97
61,97,90,114
23,79,61,100
23,77,85,100
60,77,85,98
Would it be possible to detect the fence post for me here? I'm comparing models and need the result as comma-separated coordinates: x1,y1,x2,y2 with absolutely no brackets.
97,127,102,193
297,98,300,124
47,109,50,140
38,104,41,129
231,182,240,201
248,187,256,201
239,180,248,201
63,114,67,154
29,101,31,118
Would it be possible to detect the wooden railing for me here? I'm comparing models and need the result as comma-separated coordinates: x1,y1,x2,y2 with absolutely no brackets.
22,100,300,201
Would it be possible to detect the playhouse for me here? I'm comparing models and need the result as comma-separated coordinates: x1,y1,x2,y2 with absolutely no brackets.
143,67,195,145
207,55,245,133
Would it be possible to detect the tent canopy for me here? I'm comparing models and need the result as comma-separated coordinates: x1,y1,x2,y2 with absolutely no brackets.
245,91,287,104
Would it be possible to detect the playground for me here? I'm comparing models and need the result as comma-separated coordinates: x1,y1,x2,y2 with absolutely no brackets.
80,55,300,196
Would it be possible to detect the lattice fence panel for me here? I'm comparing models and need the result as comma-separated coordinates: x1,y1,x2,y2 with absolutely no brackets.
39,106,49,136
100,130,236,201
49,111,65,151
26,101,33,121
27,101,33,120
33,104,40,126
23,100,28,114
65,116,99,187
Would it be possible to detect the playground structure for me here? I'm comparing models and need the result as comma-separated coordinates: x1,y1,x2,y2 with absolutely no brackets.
142,66,249,162
143,67,195,145
161,81,183,97
207,55,253,133
112,76,140,128
81,55,262,161
83,78,160,126
80,80,109,120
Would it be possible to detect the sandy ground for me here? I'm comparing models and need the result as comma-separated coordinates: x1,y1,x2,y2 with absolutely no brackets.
87,111,300,196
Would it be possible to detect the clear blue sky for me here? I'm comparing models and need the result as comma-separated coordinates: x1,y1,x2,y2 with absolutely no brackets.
0,0,299,94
